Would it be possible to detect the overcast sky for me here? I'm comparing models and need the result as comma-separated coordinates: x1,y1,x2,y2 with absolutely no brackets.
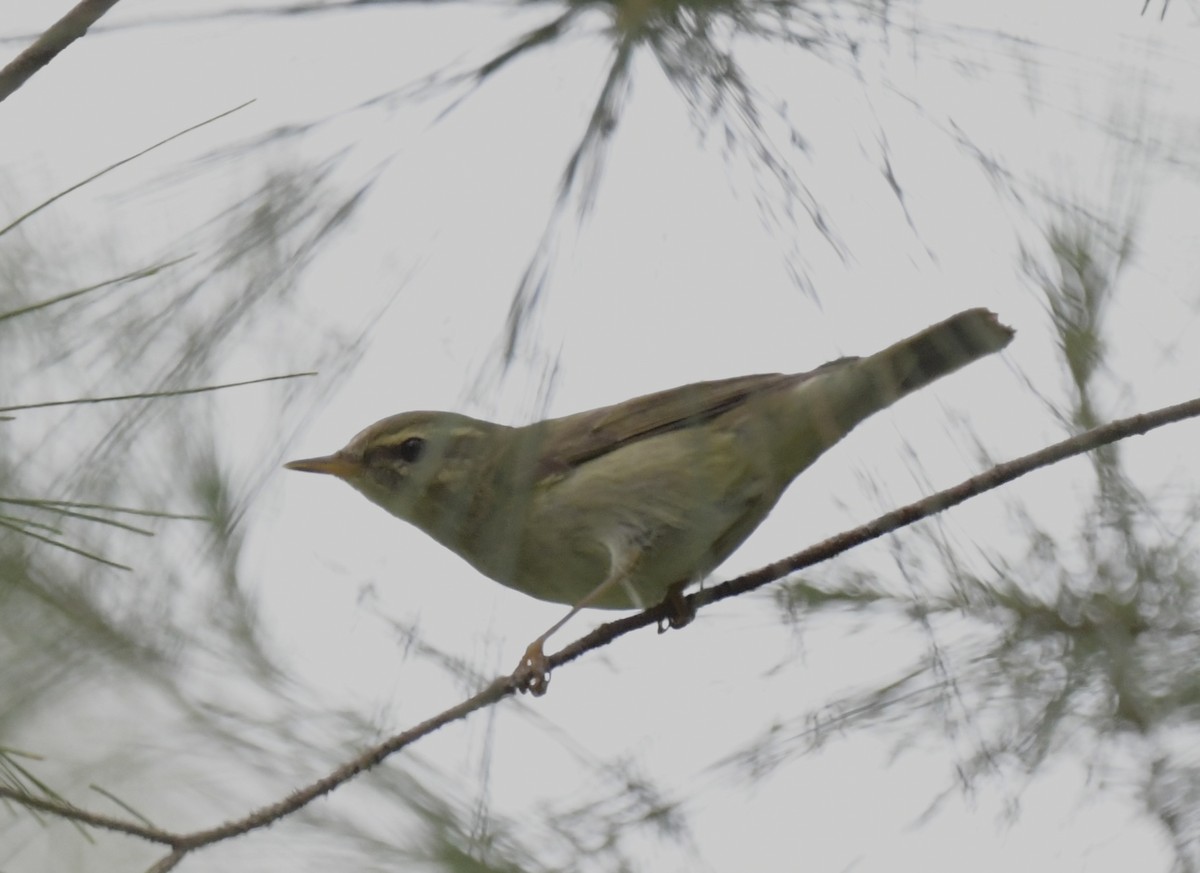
3,1,1200,871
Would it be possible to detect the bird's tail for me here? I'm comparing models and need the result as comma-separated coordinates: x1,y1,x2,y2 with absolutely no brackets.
869,307,1015,398
774,308,1014,478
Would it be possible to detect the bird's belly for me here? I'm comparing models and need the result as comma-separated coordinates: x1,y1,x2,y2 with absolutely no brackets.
500,429,779,609
508,520,710,610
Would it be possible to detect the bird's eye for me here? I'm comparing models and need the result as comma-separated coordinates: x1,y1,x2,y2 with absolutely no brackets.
397,436,424,463
364,436,425,467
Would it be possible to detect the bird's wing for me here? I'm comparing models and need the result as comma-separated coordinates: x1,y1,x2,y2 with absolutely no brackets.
534,364,853,477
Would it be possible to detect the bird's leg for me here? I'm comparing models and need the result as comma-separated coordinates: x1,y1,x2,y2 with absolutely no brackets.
514,545,642,696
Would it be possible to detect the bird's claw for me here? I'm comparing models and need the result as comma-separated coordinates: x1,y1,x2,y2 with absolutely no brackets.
657,585,695,633
513,640,551,696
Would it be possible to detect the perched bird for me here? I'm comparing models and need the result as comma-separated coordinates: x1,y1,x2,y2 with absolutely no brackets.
286,308,1013,693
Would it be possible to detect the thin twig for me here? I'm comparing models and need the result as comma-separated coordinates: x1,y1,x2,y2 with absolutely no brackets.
145,849,188,873
88,784,159,828
0,517,132,570
0,100,253,236
0,256,193,324
0,497,206,521
0,372,315,414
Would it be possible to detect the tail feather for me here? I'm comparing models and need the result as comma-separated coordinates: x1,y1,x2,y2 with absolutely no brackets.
775,309,1013,478
884,308,1014,396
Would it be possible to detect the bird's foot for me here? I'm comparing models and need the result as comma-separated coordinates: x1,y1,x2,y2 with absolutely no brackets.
512,640,551,696
657,584,695,633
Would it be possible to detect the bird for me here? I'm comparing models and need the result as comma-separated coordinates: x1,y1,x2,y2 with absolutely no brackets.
285,308,1013,693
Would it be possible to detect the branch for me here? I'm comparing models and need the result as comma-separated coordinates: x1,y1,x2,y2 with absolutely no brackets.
0,678,515,867
0,784,176,843
2,394,1198,861
0,0,124,104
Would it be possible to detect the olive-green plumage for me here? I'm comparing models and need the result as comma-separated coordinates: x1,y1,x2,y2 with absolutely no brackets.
287,308,1013,611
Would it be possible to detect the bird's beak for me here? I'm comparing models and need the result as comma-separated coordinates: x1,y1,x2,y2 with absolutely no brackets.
284,452,361,479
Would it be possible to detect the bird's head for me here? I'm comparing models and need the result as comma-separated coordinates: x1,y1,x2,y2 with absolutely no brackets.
285,411,507,539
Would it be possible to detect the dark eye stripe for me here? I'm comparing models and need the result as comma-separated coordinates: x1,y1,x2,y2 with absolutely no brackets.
367,436,425,465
